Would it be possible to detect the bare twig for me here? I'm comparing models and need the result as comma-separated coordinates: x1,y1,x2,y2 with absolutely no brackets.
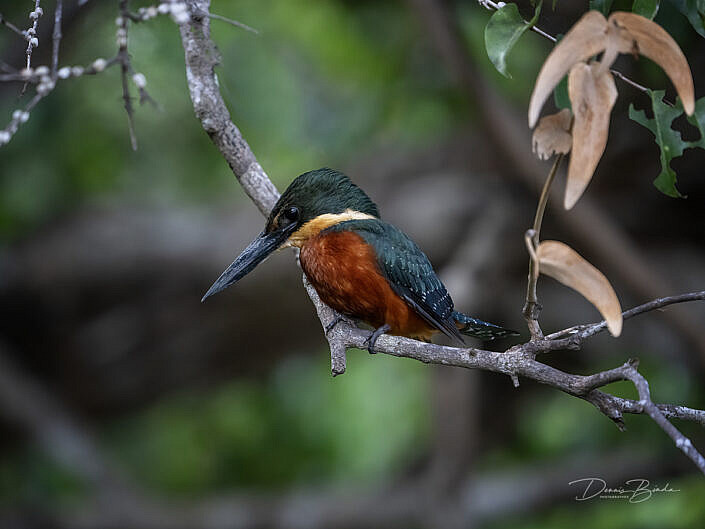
0,12,29,40
522,153,563,339
22,0,43,95
0,0,127,148
546,290,705,342
208,12,259,34
51,0,62,77
478,0,556,42
118,0,138,150
609,68,675,106
0,56,120,146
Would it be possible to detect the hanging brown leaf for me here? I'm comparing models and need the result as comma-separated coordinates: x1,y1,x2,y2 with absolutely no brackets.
565,62,617,210
532,109,572,160
608,12,694,115
528,11,695,128
528,11,608,128
536,240,622,336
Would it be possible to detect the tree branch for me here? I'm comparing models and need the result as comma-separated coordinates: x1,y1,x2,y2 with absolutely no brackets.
545,290,705,343
178,1,279,215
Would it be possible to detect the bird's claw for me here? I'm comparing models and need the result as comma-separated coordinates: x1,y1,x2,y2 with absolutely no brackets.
325,314,354,335
365,324,391,354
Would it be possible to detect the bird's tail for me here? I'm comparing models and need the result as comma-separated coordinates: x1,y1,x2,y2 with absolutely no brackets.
451,311,519,341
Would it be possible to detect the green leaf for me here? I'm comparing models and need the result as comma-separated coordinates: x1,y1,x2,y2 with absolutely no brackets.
628,89,705,197
669,0,705,37
686,97,705,149
589,0,613,15
553,74,571,110
484,2,542,78
632,0,660,18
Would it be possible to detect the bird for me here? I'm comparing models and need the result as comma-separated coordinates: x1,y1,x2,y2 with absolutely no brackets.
202,168,518,352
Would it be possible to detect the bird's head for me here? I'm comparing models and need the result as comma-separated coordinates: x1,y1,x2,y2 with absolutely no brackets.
202,168,379,301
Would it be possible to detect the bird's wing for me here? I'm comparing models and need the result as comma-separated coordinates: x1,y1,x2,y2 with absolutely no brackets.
331,219,464,343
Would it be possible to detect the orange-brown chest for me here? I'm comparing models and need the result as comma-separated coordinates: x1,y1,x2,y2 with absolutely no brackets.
299,230,435,340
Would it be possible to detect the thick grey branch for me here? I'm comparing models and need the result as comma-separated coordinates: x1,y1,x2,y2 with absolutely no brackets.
179,0,278,215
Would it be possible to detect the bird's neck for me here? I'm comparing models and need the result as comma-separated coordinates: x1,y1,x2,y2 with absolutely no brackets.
286,209,375,248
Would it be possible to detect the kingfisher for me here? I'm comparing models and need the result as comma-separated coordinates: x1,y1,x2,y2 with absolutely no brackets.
202,168,517,351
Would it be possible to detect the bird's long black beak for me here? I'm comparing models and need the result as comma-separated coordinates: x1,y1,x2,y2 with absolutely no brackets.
201,227,291,302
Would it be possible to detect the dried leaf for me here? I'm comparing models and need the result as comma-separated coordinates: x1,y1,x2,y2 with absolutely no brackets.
537,240,622,336
565,62,617,209
532,109,572,160
609,12,695,115
484,2,542,78
529,10,695,128
528,11,608,127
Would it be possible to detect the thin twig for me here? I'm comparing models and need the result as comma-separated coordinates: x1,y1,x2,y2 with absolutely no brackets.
118,0,138,150
51,0,62,77
609,68,675,106
0,54,120,146
0,12,29,40
478,0,556,42
208,12,259,34
546,290,705,342
522,153,563,340
22,0,43,95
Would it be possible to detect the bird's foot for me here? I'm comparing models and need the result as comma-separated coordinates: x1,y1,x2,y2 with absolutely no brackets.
365,324,391,354
325,313,355,335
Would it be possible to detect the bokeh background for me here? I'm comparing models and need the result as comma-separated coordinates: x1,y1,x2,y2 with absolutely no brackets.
1,0,704,527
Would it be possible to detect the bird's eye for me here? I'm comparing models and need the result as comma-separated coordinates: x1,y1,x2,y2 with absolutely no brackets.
283,206,300,223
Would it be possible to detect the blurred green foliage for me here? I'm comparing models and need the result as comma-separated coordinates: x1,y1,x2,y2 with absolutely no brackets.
104,352,430,493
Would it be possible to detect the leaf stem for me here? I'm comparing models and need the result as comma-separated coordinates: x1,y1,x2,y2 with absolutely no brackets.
523,153,564,340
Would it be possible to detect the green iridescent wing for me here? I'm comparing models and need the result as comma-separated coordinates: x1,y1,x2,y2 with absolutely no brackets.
327,219,464,343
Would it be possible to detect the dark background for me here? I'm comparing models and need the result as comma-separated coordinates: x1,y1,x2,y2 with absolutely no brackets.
0,0,704,527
